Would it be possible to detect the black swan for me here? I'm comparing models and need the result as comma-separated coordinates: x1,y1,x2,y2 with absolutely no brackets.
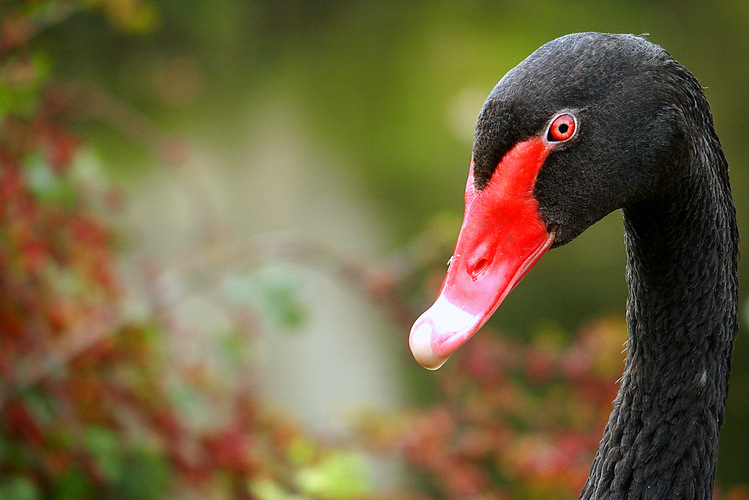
409,32,738,498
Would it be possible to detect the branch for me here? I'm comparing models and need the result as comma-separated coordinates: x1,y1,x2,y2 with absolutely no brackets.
144,232,421,331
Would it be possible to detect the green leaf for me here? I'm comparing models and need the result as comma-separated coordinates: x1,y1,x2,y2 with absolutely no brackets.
24,154,76,206
52,467,94,500
219,329,246,365
296,452,372,499
0,51,52,119
287,436,317,466
250,479,306,500
114,448,170,500
168,383,210,427
69,148,108,188
21,389,55,428
122,2,160,33
262,279,306,329
223,266,307,330
84,427,121,482
0,477,41,500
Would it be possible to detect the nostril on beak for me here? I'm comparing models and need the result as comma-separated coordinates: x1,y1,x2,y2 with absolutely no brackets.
468,258,490,280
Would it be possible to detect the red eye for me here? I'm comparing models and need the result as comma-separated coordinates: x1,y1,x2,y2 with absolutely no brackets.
547,113,577,142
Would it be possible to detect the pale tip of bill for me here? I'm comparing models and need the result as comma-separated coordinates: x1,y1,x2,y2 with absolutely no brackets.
408,319,449,370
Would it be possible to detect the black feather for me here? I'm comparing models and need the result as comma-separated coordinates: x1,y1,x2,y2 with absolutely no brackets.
473,32,738,499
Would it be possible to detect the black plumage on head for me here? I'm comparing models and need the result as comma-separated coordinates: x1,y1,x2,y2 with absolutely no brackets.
468,33,737,498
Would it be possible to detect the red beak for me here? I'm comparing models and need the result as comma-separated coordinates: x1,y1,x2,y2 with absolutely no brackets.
409,138,555,369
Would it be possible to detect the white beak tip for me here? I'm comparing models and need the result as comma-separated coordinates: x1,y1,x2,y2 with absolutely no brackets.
409,320,449,370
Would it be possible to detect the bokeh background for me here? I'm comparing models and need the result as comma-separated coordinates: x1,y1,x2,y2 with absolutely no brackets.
1,1,748,498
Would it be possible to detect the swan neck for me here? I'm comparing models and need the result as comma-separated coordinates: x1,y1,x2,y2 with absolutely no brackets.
582,140,738,498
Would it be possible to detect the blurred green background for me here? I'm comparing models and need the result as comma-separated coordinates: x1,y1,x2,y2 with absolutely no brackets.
24,0,749,492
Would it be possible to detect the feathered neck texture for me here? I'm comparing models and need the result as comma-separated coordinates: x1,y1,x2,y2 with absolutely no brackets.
581,107,738,499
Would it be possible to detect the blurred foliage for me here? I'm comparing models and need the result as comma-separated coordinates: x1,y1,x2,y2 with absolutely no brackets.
385,317,749,500
0,2,386,498
1,0,749,499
